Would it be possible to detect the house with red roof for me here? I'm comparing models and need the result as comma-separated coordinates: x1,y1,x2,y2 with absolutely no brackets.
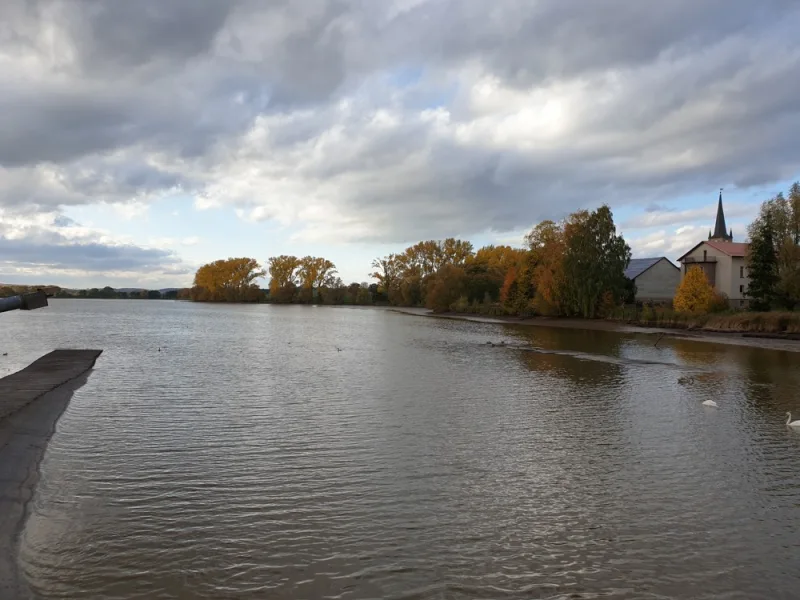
677,190,750,307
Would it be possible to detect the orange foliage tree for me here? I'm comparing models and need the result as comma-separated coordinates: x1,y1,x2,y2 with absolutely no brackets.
191,257,265,302
674,267,716,313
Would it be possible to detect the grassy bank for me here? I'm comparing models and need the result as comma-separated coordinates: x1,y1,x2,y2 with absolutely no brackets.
608,306,800,334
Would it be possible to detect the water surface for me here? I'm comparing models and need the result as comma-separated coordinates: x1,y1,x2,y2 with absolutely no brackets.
3,300,800,599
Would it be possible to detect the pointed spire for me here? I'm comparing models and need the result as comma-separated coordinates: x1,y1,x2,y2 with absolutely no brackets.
711,188,732,242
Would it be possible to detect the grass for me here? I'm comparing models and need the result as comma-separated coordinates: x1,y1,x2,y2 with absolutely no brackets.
609,305,800,334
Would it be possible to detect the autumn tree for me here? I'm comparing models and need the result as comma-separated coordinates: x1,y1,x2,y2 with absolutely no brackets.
268,255,301,303
674,267,716,313
296,256,337,303
526,220,566,315
370,255,400,300
425,264,466,313
191,257,265,302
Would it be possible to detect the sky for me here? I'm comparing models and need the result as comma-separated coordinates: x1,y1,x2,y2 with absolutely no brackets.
2,0,800,289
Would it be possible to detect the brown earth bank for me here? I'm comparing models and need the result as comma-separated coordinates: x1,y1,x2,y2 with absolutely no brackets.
390,308,800,352
0,350,102,600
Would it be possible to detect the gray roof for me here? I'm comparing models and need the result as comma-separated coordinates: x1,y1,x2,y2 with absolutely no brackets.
625,257,666,280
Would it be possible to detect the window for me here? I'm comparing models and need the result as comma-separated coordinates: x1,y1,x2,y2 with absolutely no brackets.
740,285,744,294
703,250,707,261
740,266,744,278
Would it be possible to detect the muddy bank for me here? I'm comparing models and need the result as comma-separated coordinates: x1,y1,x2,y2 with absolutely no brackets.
0,350,101,600
391,307,800,353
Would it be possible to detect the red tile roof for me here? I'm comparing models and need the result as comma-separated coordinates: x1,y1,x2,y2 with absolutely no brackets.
704,241,749,257
678,240,750,261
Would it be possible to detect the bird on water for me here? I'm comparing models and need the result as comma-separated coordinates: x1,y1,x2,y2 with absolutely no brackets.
786,412,800,428
702,400,718,408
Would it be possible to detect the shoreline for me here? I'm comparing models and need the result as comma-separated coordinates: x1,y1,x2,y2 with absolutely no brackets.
390,307,800,352
0,351,102,600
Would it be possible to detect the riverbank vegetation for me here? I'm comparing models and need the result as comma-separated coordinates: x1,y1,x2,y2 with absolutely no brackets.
745,183,800,311
188,205,632,318
371,205,632,318
0,284,173,300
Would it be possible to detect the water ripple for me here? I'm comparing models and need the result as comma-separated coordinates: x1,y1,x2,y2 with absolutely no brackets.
1,301,799,598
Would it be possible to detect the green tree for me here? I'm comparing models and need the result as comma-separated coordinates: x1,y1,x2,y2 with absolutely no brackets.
560,206,631,318
746,183,800,310
746,213,779,311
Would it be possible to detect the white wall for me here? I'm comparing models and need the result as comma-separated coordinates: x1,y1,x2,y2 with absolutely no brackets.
634,259,681,301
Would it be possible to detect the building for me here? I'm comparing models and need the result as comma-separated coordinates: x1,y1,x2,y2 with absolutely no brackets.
677,190,750,307
624,257,681,302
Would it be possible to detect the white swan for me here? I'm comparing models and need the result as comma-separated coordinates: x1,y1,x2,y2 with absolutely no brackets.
702,400,718,408
786,412,800,428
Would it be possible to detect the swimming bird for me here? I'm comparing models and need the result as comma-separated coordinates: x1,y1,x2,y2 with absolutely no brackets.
702,400,718,408
786,412,800,428
336,347,342,352
678,376,694,385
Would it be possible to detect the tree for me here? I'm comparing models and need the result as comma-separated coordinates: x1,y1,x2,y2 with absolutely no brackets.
674,267,716,313
297,256,337,303
746,214,779,311
370,255,400,300
526,220,566,315
440,238,474,266
191,257,266,302
425,265,466,312
268,255,301,303
560,206,631,318
745,183,800,310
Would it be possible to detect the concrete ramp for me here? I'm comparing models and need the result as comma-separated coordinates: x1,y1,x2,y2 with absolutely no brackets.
0,349,102,599
0,349,102,421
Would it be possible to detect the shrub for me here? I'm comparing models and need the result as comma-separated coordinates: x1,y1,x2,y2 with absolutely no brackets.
674,267,715,313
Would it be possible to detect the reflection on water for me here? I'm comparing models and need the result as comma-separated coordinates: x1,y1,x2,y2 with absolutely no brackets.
2,300,800,599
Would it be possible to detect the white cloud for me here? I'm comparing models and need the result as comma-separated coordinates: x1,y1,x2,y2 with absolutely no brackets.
621,202,758,230
112,201,149,220
626,225,709,260
1,0,800,282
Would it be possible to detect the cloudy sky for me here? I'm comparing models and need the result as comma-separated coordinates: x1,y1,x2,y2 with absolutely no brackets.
2,0,799,289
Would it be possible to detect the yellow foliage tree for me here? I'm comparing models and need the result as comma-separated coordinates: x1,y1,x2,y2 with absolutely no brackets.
191,257,265,302
268,255,301,303
674,267,715,313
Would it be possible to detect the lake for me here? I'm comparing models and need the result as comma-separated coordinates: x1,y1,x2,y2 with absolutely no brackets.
3,300,800,599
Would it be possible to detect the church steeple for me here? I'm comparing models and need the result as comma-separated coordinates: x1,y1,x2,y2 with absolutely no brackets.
709,188,733,242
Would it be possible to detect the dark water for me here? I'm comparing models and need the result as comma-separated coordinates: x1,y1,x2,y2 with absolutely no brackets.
3,300,800,599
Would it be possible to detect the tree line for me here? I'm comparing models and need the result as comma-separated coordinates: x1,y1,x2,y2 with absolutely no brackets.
189,204,634,319
370,205,631,318
746,182,800,311
0,285,173,300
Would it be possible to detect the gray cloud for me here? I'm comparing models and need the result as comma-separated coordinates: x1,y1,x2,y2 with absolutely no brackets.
1,0,800,248
0,237,180,272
